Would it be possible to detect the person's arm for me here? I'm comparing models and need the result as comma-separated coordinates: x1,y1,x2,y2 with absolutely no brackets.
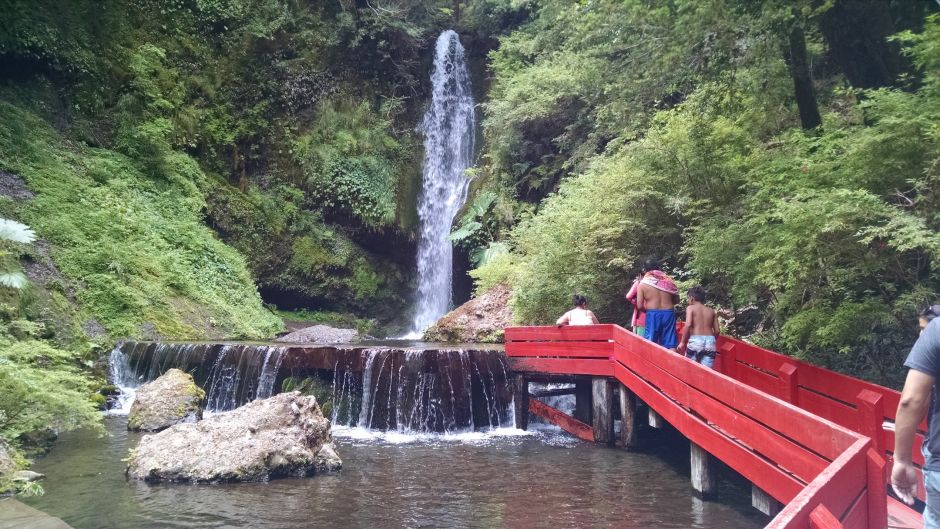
556,311,570,326
636,284,647,310
626,282,638,304
892,368,935,505
589,311,600,325
712,310,720,336
678,306,692,353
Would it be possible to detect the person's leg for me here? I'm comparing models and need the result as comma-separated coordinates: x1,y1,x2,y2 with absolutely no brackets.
701,354,715,369
925,469,940,529
634,326,645,336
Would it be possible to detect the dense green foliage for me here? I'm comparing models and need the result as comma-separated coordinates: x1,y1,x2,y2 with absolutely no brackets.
473,1,938,387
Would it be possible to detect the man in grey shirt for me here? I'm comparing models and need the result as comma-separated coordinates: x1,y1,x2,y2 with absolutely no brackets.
894,305,940,527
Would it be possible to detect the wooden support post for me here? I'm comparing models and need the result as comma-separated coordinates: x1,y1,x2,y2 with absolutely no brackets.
751,485,782,517
866,448,888,528
721,343,737,379
779,363,799,405
690,441,717,500
619,383,639,450
648,408,664,428
808,504,842,529
856,389,885,455
592,377,613,445
513,375,528,431
575,379,592,425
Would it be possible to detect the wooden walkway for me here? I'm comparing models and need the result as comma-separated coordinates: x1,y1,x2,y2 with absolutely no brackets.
505,324,924,529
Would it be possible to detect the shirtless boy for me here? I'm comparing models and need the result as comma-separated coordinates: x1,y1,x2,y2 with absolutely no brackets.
677,286,720,368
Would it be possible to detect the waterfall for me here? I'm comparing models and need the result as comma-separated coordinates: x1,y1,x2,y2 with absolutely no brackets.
106,346,139,414
410,30,476,334
108,341,513,433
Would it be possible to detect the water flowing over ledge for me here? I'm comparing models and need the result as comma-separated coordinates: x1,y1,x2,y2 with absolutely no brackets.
108,341,512,435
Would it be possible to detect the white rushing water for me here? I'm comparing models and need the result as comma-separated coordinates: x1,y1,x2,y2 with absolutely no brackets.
409,30,476,335
106,347,138,415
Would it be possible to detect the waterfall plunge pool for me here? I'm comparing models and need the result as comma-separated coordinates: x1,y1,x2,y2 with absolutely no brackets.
22,417,767,529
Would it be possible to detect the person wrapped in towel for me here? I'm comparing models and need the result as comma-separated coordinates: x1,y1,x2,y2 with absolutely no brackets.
636,259,680,349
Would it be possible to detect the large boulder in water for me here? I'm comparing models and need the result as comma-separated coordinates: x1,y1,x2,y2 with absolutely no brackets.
423,283,513,343
276,324,359,344
128,368,205,432
126,392,341,482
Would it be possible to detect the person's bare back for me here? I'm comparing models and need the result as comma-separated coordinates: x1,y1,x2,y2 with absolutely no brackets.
638,282,678,310
685,302,718,337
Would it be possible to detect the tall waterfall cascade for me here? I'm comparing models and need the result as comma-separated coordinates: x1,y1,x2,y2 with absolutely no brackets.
410,30,476,335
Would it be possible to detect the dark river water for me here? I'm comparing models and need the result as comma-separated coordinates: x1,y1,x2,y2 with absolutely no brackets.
24,417,767,529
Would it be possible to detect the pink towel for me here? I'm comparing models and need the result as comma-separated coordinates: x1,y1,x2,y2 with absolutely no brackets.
641,270,678,295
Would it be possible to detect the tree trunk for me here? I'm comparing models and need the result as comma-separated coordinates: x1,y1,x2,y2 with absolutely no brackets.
785,24,822,130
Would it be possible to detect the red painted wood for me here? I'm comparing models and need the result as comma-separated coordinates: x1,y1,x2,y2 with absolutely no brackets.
528,397,594,442
686,382,829,482
886,496,924,528
737,363,787,399
856,390,885,456
809,504,843,529
505,341,613,358
508,324,905,529
780,363,800,405
839,490,867,529
509,357,613,377
614,362,805,503
725,338,788,374
614,339,856,458
798,389,859,432
505,325,613,342
720,343,738,378
866,449,888,529
766,439,868,529
801,440,868,521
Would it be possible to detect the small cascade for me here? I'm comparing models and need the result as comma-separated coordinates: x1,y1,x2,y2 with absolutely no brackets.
108,341,513,433
331,348,513,433
106,346,138,414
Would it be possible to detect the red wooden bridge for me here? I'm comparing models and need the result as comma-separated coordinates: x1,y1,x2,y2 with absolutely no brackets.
505,324,925,529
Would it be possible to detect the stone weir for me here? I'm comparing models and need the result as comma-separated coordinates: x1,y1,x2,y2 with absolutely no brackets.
110,342,513,433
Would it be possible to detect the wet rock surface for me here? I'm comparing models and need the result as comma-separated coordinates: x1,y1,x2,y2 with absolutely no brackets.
126,392,340,482
128,369,205,431
276,325,359,344
423,283,512,343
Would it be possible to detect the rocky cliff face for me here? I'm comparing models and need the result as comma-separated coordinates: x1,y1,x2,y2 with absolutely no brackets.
128,369,205,432
423,284,513,343
126,392,340,482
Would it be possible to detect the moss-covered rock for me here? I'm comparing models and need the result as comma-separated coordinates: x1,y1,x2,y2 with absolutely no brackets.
128,369,205,432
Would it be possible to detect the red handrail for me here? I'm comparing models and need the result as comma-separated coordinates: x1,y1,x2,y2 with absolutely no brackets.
504,324,907,529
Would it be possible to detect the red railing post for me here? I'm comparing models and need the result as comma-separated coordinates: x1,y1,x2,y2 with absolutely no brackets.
866,447,888,529
856,389,885,455
809,505,843,529
779,363,799,405
722,343,737,379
